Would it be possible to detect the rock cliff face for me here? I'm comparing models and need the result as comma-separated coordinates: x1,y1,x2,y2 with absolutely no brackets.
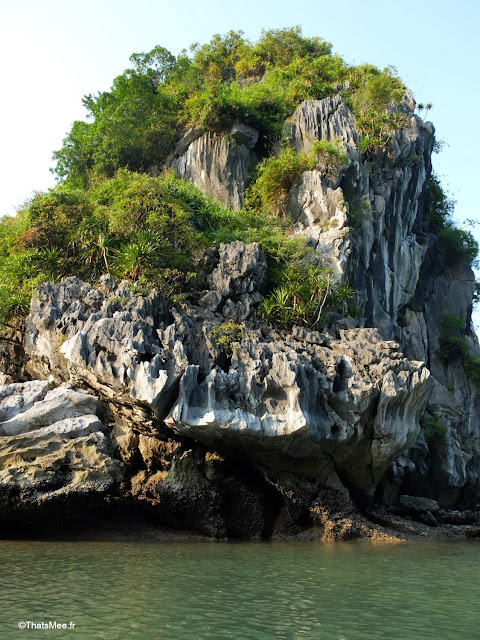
280,95,480,510
167,123,259,209
1,94,479,539
286,95,434,335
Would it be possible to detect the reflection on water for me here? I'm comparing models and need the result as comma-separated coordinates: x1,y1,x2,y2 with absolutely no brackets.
0,538,479,639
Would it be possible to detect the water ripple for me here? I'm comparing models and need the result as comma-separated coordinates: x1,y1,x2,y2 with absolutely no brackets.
0,540,479,639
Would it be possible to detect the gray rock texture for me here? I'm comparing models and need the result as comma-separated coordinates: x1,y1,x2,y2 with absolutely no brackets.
212,241,267,297
166,327,431,504
287,96,359,154
285,95,434,336
0,381,123,526
167,122,259,209
161,94,480,514
22,244,431,509
1,91,479,537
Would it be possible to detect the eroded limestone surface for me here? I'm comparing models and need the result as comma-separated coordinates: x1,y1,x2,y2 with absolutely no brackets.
0,381,123,523
1,90,479,539
167,123,258,209
23,244,431,506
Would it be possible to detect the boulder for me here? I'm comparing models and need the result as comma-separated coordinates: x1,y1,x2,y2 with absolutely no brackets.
399,495,439,513
166,327,432,503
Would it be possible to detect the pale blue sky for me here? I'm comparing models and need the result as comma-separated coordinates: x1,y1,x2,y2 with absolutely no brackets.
1,0,479,321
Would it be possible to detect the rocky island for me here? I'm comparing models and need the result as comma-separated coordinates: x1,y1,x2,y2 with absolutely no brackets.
1,29,479,541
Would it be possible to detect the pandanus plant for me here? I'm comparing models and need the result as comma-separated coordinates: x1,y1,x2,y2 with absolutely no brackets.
113,231,166,280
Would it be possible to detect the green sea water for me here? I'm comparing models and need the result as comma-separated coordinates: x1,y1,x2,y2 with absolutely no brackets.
0,539,479,639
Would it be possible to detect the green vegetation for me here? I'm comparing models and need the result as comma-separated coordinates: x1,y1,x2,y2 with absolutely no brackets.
474,280,480,307
310,139,350,176
464,354,480,386
346,195,370,227
424,175,455,231
52,27,409,188
416,102,433,121
425,175,478,267
351,66,406,154
437,314,470,364
208,320,243,356
259,262,354,330
420,414,449,449
0,169,321,324
437,314,480,387
436,227,479,267
0,28,436,333
247,147,309,215
4,27,384,328
247,139,349,215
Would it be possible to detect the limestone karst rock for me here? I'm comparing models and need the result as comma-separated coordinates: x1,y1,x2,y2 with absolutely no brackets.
18,239,431,514
0,381,123,527
167,122,259,210
1,91,479,539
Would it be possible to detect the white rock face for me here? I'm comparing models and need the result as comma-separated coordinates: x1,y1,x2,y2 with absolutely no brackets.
290,96,359,150
287,171,351,281
25,277,188,418
0,386,99,436
0,381,123,490
166,326,432,499
0,380,51,422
